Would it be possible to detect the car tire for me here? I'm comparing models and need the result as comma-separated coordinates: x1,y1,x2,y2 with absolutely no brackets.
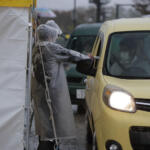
86,118,98,150
77,104,86,114
86,119,93,144
92,132,98,150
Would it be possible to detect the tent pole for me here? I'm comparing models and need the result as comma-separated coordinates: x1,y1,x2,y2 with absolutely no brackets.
25,6,33,150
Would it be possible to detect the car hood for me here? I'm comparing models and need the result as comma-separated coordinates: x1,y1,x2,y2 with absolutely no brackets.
103,75,150,99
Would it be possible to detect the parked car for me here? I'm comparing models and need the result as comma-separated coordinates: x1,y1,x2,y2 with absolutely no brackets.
56,33,70,47
65,23,101,110
76,18,150,150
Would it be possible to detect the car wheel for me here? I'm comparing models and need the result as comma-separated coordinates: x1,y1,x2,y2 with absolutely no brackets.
86,118,93,144
92,132,98,150
77,104,86,114
86,118,98,150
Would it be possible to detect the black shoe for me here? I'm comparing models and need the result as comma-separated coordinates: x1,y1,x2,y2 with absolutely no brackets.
38,140,55,150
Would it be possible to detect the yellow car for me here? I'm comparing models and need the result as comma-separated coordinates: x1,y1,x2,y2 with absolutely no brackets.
77,18,150,150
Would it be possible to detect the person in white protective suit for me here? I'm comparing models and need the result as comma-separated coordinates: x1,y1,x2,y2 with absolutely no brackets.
46,20,62,35
32,22,90,150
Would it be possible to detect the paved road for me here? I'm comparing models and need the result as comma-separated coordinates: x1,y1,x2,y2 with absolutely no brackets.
73,105,91,150
59,105,88,150
74,110,87,150
29,105,89,150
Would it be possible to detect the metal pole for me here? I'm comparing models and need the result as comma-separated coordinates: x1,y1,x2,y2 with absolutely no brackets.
116,4,119,19
99,0,101,22
116,4,135,19
73,0,77,27
96,0,101,22
25,6,33,150
96,1,100,22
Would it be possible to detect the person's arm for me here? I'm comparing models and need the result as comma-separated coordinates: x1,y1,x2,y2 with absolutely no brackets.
54,43,90,63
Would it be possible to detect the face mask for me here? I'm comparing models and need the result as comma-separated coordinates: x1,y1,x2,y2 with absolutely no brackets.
120,51,132,67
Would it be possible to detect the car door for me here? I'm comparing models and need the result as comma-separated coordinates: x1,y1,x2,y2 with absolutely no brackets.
86,32,104,116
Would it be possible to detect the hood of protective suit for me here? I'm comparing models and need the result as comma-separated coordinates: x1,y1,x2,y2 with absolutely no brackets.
46,20,62,35
37,24,58,42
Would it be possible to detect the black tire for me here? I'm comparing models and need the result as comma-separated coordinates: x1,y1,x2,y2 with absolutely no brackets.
92,132,98,150
86,118,93,144
77,104,86,114
86,118,98,150
38,141,55,150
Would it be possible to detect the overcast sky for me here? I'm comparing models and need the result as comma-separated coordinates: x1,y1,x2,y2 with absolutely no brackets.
37,0,132,11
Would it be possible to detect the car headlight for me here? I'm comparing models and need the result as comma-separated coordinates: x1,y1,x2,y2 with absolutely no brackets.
103,85,136,113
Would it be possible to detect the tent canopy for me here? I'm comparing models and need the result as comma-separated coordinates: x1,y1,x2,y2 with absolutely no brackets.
0,0,36,7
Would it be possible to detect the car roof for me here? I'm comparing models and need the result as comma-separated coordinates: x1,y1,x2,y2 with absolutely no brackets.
101,18,150,35
71,23,101,36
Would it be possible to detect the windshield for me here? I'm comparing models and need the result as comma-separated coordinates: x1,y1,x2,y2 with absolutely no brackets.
106,32,150,78
70,36,96,54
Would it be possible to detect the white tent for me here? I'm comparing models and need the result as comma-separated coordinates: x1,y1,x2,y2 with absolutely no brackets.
0,1,35,150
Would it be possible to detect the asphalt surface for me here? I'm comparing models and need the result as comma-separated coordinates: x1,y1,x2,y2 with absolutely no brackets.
29,105,89,150
73,105,89,150
55,105,89,150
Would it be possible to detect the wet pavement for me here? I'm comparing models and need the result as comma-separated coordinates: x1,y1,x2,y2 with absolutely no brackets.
55,105,88,150
29,105,89,150
72,105,88,150
75,114,87,150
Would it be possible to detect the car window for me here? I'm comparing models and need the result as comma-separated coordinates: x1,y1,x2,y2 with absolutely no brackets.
71,36,96,55
93,32,103,69
92,34,100,56
96,32,103,57
105,32,150,79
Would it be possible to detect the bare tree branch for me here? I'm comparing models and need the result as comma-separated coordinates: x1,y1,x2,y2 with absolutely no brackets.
133,0,150,14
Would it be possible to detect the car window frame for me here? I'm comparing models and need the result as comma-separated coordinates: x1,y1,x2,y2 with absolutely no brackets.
103,31,150,79
87,32,104,77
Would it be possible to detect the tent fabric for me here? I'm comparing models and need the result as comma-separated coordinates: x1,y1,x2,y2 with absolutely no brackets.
0,0,35,7
0,7,28,150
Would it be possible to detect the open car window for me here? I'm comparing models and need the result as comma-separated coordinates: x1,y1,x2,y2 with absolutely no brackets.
71,36,96,54
105,32,150,79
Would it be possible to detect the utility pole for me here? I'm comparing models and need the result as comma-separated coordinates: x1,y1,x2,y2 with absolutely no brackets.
89,0,101,22
96,0,101,22
73,0,77,27
89,0,109,22
116,4,119,19
116,4,135,19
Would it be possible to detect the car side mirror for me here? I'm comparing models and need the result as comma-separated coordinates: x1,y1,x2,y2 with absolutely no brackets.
76,58,98,76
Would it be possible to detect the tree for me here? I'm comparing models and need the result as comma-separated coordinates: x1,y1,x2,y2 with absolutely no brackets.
53,7,97,33
53,10,73,33
76,6,96,24
133,0,150,14
89,0,111,22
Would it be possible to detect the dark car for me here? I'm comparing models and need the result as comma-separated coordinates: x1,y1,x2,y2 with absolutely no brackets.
65,23,101,110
